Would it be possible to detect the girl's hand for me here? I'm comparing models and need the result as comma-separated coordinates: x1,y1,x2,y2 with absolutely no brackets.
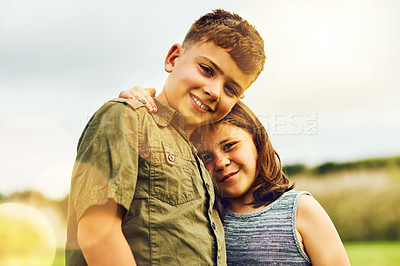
119,86,157,112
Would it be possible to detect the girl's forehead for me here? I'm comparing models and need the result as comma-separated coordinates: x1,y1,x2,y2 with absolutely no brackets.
203,123,236,140
212,123,244,138
200,123,249,150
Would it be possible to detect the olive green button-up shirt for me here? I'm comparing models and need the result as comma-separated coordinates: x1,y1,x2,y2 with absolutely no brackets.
66,98,226,265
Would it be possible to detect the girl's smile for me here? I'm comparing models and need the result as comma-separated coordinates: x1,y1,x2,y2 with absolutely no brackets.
199,123,258,202
219,168,240,183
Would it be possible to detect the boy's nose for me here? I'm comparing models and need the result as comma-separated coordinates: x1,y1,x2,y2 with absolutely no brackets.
202,82,222,102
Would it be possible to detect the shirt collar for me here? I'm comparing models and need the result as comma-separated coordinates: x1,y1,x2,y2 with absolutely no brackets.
150,98,175,127
152,98,187,130
152,98,197,153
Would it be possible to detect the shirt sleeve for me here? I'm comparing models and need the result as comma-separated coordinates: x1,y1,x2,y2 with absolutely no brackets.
70,101,139,221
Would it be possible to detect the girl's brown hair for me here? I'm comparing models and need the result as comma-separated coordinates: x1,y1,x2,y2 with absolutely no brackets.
191,101,294,219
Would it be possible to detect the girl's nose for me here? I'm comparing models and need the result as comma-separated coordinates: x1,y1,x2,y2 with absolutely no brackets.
214,154,230,170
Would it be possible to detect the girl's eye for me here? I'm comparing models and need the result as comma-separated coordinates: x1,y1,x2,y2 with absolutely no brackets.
223,142,235,151
225,85,237,96
201,153,212,162
200,65,213,76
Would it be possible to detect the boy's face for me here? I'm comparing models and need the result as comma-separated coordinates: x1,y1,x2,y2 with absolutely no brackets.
158,42,254,135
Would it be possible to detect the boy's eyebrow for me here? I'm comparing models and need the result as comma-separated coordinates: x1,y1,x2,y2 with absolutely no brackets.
202,56,224,75
200,56,244,93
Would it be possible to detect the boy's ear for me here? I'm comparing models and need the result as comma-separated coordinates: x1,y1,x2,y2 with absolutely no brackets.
240,93,245,99
165,44,183,73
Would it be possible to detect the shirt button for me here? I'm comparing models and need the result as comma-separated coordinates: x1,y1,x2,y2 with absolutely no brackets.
205,183,210,191
167,154,175,162
211,222,216,230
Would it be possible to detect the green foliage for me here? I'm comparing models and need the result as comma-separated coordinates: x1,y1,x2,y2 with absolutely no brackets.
283,163,307,176
0,193,8,202
313,162,337,175
284,155,400,176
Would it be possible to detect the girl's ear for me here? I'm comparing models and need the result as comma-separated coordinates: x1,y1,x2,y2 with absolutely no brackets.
165,44,183,73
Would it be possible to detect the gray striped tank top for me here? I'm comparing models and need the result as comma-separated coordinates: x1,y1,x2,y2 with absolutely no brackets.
224,190,311,265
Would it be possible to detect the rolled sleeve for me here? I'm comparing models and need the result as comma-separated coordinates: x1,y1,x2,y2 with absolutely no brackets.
70,101,139,221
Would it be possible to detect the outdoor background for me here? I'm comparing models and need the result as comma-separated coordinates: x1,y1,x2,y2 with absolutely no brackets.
1,0,399,265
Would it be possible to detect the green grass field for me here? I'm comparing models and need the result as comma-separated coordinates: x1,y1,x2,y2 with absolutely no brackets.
50,242,400,266
3,164,400,265
345,241,400,266
52,249,64,266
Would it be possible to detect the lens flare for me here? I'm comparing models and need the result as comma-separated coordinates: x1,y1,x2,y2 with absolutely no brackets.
0,202,57,265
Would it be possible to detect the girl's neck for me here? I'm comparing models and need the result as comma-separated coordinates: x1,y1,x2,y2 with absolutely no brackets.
228,190,265,214
229,201,265,214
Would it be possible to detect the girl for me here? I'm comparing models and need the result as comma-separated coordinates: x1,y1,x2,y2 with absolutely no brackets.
119,88,350,265
190,101,350,265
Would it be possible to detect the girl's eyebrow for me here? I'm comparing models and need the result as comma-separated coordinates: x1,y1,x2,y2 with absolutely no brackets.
219,139,233,146
219,139,228,145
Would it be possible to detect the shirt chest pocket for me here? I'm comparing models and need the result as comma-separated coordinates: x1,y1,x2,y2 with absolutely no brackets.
150,143,199,205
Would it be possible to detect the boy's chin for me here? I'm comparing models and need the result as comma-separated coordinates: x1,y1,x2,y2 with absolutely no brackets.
185,115,214,126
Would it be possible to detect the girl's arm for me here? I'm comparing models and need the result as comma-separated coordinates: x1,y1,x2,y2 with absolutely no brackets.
296,194,350,265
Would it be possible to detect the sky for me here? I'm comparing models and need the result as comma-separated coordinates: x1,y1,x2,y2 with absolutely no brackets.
1,0,399,199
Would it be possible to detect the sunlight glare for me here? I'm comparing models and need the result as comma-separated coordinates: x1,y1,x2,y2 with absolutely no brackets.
0,202,57,266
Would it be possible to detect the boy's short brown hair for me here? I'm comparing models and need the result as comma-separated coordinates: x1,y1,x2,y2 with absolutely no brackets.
183,9,266,83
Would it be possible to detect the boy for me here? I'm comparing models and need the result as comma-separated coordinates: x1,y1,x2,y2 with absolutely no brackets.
66,9,265,265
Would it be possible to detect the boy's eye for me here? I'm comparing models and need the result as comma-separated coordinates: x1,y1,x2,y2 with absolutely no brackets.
200,65,213,76
225,85,237,96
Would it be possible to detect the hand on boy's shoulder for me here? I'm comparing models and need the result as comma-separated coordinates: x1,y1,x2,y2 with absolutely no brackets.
109,97,148,109
118,86,158,113
103,96,150,112
100,98,152,116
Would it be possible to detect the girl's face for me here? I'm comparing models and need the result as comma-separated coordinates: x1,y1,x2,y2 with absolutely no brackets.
199,123,258,201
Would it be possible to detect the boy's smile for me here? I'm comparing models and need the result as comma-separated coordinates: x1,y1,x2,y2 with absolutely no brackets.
157,42,254,135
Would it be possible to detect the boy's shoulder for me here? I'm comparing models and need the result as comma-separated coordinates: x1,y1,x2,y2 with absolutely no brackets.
88,98,149,128
97,98,176,130
97,98,149,119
